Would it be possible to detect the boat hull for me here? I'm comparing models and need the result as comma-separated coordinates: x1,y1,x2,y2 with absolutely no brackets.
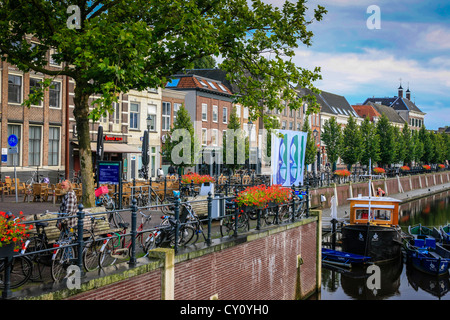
405,243,450,276
341,224,402,262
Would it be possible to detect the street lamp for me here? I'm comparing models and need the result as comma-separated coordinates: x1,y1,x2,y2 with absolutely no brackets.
145,114,152,180
248,120,253,175
313,129,318,174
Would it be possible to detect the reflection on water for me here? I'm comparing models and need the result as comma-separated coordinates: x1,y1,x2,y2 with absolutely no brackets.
319,190,450,300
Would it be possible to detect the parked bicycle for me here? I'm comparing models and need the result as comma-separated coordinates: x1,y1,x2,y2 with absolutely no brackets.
50,218,78,282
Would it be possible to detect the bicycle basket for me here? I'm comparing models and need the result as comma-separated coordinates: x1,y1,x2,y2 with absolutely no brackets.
95,186,109,197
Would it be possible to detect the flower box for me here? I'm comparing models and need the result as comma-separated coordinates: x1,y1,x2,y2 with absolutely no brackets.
373,167,385,174
400,165,410,171
0,242,15,259
438,164,445,169
0,211,32,253
422,165,431,170
181,173,215,185
235,184,291,208
334,169,351,177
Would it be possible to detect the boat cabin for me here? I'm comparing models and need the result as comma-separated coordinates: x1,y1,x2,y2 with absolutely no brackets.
348,196,401,227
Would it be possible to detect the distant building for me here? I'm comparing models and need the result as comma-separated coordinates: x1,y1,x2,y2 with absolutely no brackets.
363,84,425,130
353,102,406,129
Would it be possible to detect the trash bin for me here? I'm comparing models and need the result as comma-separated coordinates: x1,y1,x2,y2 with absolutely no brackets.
211,193,224,219
199,182,214,196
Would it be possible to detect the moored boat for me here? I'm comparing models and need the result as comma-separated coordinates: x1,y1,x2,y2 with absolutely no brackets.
341,195,403,262
438,223,450,244
404,237,450,276
322,248,372,268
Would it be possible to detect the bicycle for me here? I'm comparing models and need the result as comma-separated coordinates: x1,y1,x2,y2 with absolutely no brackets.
50,219,78,282
180,201,207,245
22,220,52,282
98,211,153,269
82,215,108,272
219,199,250,237
25,170,49,187
0,254,33,290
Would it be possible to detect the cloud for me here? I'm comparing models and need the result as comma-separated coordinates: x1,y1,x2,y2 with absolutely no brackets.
418,26,450,50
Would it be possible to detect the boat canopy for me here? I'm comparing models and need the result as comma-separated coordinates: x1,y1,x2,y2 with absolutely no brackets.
348,196,400,226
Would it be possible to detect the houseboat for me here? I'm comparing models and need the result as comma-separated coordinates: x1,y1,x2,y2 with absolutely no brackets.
341,195,403,263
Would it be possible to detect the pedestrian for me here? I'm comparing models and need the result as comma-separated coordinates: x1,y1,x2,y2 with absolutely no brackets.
57,180,78,230
168,164,176,176
157,167,164,178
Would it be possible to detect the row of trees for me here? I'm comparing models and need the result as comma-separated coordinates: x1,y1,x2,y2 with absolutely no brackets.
305,113,450,171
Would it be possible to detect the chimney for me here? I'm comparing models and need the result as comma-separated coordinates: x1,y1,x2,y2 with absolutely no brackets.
406,83,411,100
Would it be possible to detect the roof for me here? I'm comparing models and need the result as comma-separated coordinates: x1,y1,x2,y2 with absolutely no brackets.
363,96,424,114
352,104,381,121
367,102,406,124
165,73,233,96
296,87,359,118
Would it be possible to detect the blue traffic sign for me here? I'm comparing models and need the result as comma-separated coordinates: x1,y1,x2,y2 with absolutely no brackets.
8,134,18,147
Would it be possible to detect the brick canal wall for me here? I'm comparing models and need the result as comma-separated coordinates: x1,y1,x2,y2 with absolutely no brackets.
309,171,450,208
31,214,320,300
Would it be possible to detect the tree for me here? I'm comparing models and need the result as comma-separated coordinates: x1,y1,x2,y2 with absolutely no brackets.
359,116,380,168
302,116,317,168
340,114,362,170
392,125,404,164
0,0,326,206
412,130,424,165
321,117,342,171
161,105,197,173
419,126,434,164
376,114,395,167
401,123,414,166
222,107,249,173
192,56,216,69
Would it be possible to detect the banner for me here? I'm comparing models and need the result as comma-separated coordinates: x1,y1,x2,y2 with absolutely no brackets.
271,130,307,186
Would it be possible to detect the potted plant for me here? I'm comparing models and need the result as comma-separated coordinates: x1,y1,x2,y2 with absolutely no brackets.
235,184,291,209
0,211,33,258
373,167,385,174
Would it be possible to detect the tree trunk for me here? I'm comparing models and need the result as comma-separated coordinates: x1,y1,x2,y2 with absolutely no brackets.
73,86,95,207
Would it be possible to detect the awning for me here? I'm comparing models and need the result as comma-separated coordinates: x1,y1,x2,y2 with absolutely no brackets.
90,142,141,154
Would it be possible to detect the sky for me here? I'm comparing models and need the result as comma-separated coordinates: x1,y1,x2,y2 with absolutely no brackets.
263,0,450,130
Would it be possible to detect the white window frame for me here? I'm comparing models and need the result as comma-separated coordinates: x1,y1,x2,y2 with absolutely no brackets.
223,107,228,124
213,105,218,122
130,102,140,129
212,129,218,146
8,73,23,104
49,80,62,109
162,101,171,131
48,126,60,166
202,103,208,121
28,125,42,166
202,128,207,146
29,77,43,107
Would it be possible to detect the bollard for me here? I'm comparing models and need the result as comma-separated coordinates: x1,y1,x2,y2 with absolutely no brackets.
207,192,212,245
129,198,138,267
291,185,296,223
306,184,310,218
234,189,239,237
173,192,180,253
76,204,85,278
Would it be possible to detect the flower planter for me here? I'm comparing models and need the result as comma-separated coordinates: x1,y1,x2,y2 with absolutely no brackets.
0,243,16,259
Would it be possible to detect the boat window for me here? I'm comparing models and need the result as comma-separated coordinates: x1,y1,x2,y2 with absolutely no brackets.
373,209,391,221
356,209,369,220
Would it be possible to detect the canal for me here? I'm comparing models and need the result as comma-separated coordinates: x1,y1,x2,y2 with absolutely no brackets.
318,190,450,300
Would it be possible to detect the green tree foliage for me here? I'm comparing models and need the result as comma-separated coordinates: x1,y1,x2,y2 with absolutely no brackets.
321,117,341,171
419,126,434,164
340,114,362,170
359,116,380,168
392,125,404,164
302,116,317,166
161,105,197,172
0,0,326,205
412,130,424,164
222,107,249,173
376,113,395,167
402,123,414,166
192,55,216,69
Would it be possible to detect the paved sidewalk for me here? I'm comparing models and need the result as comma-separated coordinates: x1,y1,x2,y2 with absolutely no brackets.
0,196,61,216
321,182,450,227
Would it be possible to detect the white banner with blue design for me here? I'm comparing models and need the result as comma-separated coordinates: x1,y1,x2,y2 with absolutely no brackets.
271,130,307,186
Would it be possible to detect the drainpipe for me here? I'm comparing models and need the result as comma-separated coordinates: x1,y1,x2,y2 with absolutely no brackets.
65,75,70,179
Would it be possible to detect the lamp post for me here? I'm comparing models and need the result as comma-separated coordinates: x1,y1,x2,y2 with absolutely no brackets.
145,115,152,181
313,129,318,175
247,120,253,175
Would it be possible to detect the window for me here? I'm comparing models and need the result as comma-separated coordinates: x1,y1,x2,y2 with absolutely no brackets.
162,102,171,131
289,122,293,130
199,80,208,88
212,129,218,146
243,107,249,119
202,128,207,146
112,102,120,124
207,81,217,90
49,48,60,66
202,103,208,121
173,103,182,123
236,105,241,118
7,125,21,167
282,121,286,130
218,84,227,92
49,81,61,108
165,78,180,87
28,126,41,166
8,74,22,104
297,123,301,131
213,105,218,122
147,104,157,131
48,127,60,166
130,102,139,129
223,107,228,123
29,78,42,106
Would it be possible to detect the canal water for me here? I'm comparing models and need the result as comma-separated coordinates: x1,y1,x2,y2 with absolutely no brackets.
318,190,450,300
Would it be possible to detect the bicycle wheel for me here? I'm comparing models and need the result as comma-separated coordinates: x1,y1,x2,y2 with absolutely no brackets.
26,237,51,281
82,232,102,272
108,211,126,229
0,256,33,289
220,213,249,237
278,204,291,223
98,236,121,269
51,245,76,282
174,224,196,247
